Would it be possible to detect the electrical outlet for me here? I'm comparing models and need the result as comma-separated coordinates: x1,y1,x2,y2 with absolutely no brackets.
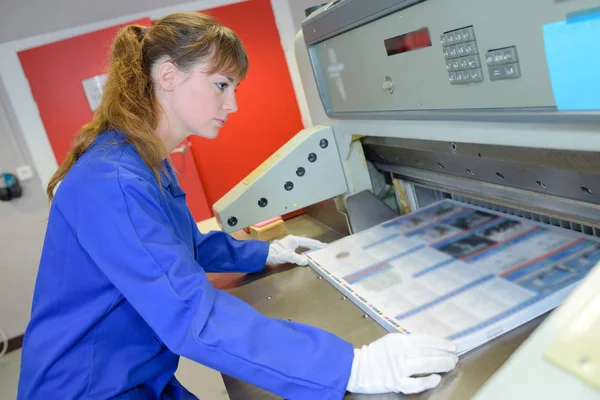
16,165,34,181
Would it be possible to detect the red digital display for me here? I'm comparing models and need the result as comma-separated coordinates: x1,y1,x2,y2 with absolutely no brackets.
384,27,432,56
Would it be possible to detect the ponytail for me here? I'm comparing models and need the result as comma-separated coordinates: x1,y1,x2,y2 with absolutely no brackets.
46,24,163,200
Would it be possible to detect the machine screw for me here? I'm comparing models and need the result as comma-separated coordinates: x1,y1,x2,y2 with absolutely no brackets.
258,197,268,207
266,296,272,300
284,181,294,191
296,167,305,177
308,153,317,162
363,314,370,319
317,276,323,280
450,142,458,153
319,139,329,148
227,217,238,227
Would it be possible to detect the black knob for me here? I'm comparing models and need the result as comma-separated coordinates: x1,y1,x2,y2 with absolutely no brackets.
308,153,317,163
227,217,238,227
296,167,305,177
258,198,268,208
284,181,294,191
319,139,329,149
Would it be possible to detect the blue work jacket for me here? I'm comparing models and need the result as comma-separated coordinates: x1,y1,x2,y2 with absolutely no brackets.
18,131,353,399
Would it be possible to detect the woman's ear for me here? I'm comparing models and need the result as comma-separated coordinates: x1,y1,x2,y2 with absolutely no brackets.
157,61,178,92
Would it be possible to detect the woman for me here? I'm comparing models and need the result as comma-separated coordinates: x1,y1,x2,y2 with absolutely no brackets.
18,12,458,399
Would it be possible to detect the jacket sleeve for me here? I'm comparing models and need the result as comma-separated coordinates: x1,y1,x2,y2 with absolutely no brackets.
191,222,269,274
73,167,354,400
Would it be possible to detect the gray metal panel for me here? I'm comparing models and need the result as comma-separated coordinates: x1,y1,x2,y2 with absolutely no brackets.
361,136,600,225
307,0,599,117
302,0,425,45
327,108,600,124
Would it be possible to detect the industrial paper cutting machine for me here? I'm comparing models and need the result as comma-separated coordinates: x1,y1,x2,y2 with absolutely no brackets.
213,0,600,397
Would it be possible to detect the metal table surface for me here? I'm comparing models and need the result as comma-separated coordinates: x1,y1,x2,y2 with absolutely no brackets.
208,215,548,400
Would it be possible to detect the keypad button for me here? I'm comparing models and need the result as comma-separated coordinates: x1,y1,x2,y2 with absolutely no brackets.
469,68,483,82
505,63,521,79
490,66,507,81
503,47,518,63
464,41,478,55
467,56,480,69
463,27,475,42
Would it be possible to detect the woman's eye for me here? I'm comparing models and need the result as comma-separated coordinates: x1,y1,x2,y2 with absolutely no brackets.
216,82,228,91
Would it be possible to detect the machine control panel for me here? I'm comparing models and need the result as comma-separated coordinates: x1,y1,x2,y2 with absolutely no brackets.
486,46,521,81
441,26,484,85
307,0,599,115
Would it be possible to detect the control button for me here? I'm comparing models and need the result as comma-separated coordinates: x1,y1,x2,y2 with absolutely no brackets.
464,41,478,55
502,47,518,63
462,27,475,42
443,48,450,58
485,52,494,65
459,58,468,70
453,31,463,44
452,59,461,70
284,181,294,191
448,72,457,84
493,52,504,64
467,56,481,69
447,34,455,45
457,44,466,57
296,167,306,177
490,66,507,81
258,198,268,208
382,76,394,93
227,217,238,227
446,61,453,71
505,63,521,79
456,72,465,84
469,68,483,83
449,45,458,58
440,35,447,46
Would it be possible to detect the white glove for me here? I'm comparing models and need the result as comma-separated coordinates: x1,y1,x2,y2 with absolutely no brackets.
347,333,459,395
266,235,326,266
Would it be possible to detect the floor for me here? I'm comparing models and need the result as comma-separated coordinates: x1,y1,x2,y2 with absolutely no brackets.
0,349,230,400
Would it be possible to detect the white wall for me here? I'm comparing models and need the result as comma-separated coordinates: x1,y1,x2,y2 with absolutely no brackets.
0,0,311,339
0,0,210,43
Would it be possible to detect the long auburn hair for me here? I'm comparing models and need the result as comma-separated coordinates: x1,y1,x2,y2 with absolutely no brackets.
46,12,248,200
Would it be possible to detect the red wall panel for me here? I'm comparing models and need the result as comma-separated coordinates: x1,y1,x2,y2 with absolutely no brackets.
18,18,152,165
18,18,212,221
190,0,305,208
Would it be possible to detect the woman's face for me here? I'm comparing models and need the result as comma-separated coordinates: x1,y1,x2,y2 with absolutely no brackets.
161,61,239,140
